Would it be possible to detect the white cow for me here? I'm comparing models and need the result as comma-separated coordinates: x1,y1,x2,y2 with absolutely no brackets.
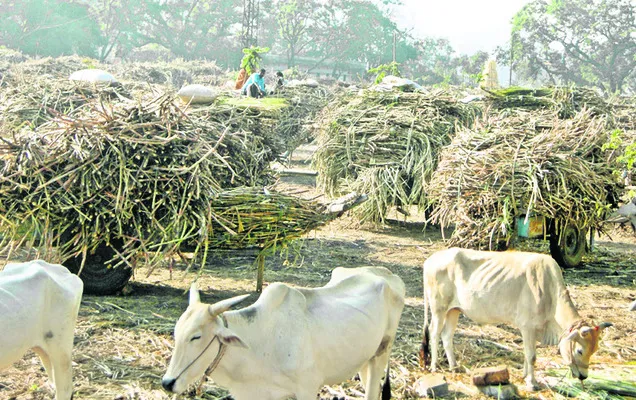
0,260,83,400
421,248,611,390
606,197,636,234
162,266,406,400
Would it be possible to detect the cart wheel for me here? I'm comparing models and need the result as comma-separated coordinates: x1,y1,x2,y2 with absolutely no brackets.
549,223,586,268
64,239,132,295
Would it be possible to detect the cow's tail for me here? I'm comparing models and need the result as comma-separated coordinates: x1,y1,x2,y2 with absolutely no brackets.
419,266,431,369
381,358,391,400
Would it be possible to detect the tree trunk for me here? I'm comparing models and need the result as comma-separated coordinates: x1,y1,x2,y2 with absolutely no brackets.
609,78,617,94
290,43,296,68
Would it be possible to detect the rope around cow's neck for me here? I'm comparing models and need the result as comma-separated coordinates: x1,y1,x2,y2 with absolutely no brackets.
550,323,585,390
204,314,229,376
174,313,228,384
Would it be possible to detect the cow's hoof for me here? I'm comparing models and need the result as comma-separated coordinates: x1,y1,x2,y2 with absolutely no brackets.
525,382,542,392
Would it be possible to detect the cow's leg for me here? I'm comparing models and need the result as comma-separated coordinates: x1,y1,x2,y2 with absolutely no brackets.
362,355,383,400
358,362,370,393
520,329,540,391
293,388,321,400
32,347,54,381
441,308,460,371
428,309,445,372
47,344,73,400
232,388,290,400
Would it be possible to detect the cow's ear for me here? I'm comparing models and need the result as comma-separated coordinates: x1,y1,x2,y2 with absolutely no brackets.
564,329,580,342
579,327,593,338
218,327,248,349
189,283,200,305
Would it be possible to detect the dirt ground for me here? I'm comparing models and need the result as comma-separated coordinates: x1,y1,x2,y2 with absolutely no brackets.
1,147,635,400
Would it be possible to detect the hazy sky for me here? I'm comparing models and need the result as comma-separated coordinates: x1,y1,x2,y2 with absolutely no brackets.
391,0,533,56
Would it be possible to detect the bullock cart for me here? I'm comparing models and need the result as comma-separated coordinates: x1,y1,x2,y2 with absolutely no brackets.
0,83,359,295
312,88,479,224
428,107,623,268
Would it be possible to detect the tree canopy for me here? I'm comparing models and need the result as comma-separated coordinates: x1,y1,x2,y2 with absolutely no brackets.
8,0,632,92
498,0,635,93
0,0,104,57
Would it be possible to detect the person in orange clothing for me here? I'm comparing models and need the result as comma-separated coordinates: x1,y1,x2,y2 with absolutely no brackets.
234,67,248,90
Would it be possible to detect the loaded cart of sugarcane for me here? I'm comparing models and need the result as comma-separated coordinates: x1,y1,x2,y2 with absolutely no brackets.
0,70,360,295
427,87,631,268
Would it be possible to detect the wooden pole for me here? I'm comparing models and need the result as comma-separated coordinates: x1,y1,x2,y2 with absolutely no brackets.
509,36,513,87
256,253,265,292
392,32,397,63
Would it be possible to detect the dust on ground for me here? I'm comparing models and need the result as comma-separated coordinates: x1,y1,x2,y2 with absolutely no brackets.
1,145,635,400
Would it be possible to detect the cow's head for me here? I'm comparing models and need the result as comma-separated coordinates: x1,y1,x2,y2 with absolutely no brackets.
161,284,249,394
559,321,612,381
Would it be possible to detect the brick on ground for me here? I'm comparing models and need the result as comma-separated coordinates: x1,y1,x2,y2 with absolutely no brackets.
414,374,448,398
477,384,518,400
472,365,510,386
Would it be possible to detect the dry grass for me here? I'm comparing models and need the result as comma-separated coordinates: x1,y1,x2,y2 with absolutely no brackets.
1,205,634,400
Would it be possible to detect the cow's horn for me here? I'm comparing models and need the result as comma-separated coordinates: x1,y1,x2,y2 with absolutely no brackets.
598,322,613,330
208,294,250,317
189,283,201,305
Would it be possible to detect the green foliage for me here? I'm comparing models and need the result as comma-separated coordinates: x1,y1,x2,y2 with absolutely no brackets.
497,0,635,93
603,129,636,170
402,40,487,87
368,61,401,84
240,46,271,75
0,0,104,58
470,72,484,85
0,0,487,81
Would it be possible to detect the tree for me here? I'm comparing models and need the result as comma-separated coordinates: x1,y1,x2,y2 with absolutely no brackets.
0,0,104,58
123,0,241,64
497,0,635,93
85,0,143,61
310,0,415,69
276,0,318,68
453,51,490,86
402,38,455,85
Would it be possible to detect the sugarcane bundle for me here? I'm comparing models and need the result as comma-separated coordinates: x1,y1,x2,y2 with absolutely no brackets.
611,95,636,133
0,47,27,70
0,94,282,270
0,72,132,130
110,59,223,88
485,86,611,118
190,88,333,161
313,88,479,224
188,97,289,163
208,187,336,250
480,59,499,90
427,109,619,249
275,85,335,152
4,55,99,79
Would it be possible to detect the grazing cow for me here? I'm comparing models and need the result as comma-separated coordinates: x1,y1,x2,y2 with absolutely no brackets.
420,248,612,390
606,197,636,234
0,260,84,400
162,266,406,400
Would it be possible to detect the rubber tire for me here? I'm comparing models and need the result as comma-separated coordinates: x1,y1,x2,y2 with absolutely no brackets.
549,222,586,268
64,239,132,295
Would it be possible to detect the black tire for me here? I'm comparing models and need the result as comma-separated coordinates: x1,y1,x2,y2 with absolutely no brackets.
64,239,132,295
549,222,586,268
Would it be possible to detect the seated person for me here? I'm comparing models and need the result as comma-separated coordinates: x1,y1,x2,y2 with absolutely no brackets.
234,67,248,90
241,69,267,98
275,71,285,90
